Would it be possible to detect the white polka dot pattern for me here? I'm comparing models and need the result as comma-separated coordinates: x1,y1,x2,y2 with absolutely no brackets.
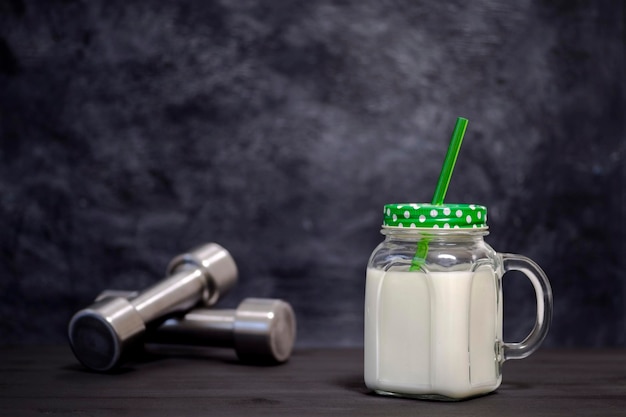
381,203,487,229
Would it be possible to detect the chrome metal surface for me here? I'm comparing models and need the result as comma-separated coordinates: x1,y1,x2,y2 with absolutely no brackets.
167,243,238,306
233,298,297,363
68,243,238,371
97,292,297,364
154,298,296,363
68,297,145,371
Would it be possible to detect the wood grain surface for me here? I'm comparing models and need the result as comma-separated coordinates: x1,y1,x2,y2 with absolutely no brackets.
1,347,625,416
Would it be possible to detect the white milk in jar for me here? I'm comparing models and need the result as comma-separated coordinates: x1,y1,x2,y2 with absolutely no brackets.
364,267,502,399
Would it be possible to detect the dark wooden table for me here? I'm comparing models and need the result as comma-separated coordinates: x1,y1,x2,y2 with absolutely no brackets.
1,346,625,416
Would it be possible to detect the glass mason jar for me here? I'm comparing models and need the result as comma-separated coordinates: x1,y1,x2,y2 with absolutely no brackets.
364,203,552,401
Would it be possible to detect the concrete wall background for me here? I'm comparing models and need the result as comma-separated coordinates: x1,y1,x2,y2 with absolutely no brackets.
0,0,624,347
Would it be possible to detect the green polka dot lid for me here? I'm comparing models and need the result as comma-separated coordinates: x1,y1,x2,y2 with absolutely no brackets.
382,203,487,229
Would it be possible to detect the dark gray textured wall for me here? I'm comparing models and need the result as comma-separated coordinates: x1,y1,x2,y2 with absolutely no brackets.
0,0,624,347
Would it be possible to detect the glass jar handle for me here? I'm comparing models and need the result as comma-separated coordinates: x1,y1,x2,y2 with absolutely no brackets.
501,253,553,361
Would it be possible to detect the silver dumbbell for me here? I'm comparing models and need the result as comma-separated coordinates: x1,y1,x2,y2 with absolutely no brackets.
97,291,297,364
68,243,238,372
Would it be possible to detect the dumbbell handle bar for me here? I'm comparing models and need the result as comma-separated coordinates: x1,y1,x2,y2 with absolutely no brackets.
97,289,237,347
130,264,206,324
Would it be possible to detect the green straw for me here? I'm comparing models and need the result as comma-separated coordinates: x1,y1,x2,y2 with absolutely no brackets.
431,117,468,205
409,117,468,271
